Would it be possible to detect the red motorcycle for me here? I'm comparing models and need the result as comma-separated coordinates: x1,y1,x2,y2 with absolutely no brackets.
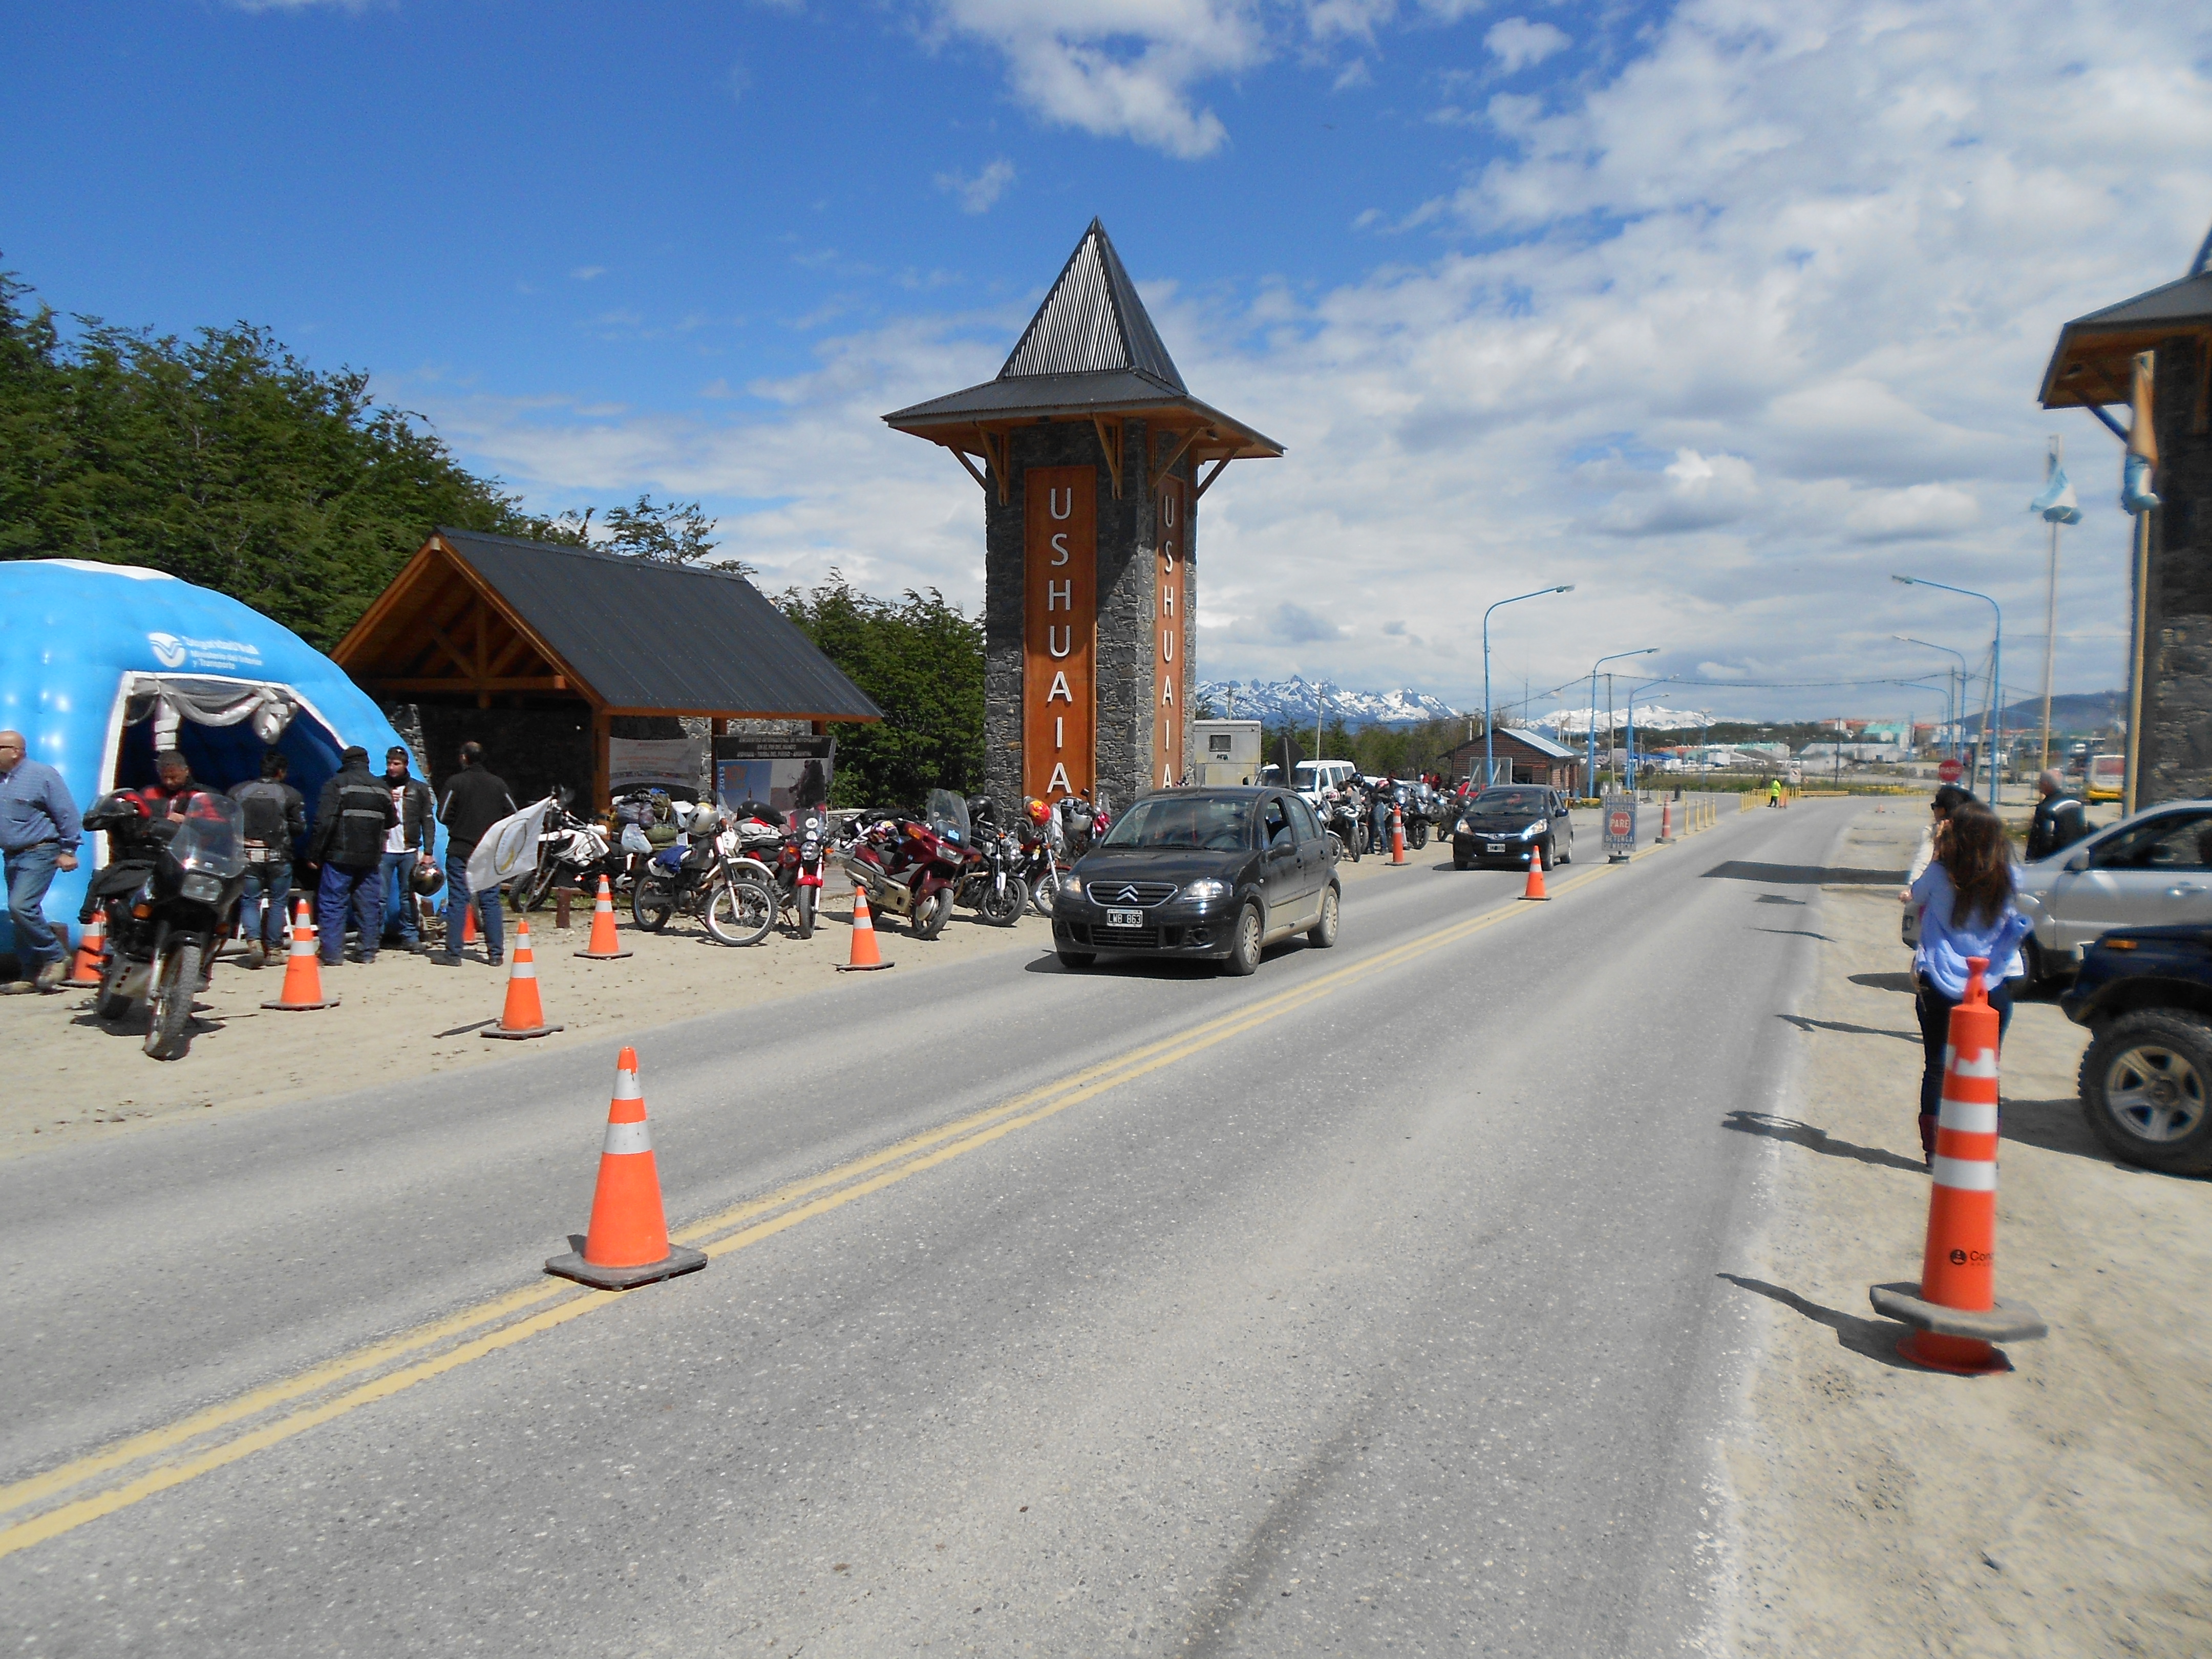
838,790,969,939
726,801,829,939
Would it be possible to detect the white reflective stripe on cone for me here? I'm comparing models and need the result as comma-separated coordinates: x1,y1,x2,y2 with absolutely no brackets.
1937,1098,1999,1135
1951,1049,1999,1079
1930,1154,1997,1191
603,1119,652,1156
613,1069,642,1103
512,958,537,979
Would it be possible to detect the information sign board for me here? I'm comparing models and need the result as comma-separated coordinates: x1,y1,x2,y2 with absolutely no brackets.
1603,792,1638,861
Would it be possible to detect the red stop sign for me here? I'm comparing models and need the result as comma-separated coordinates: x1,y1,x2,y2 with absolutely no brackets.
1608,810,1632,837
1937,758,1964,783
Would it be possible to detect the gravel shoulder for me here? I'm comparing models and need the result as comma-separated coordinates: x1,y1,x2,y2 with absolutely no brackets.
1726,801,2212,1655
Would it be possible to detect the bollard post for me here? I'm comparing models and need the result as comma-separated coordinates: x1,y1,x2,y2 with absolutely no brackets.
556,887,573,929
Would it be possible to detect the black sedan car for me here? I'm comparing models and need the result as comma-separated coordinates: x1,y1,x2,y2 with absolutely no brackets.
1053,788,1340,975
2060,923,2212,1175
1451,785,1575,871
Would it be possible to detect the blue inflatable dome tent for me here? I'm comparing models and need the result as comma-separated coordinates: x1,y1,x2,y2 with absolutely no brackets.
0,559,436,958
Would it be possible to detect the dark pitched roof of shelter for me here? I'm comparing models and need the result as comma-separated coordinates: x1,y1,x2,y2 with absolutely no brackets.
2040,241,2212,410
883,219,1281,460
338,528,880,720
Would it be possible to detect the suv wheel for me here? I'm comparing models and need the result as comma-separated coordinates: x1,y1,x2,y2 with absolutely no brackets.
2080,1009,2212,1175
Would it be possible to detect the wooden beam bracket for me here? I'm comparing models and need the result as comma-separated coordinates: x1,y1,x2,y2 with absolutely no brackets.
1091,416,1124,498
979,429,1012,506
1153,426,1204,490
1195,455,1235,500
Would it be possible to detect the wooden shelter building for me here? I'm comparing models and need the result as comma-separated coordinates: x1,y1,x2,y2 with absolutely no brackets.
335,528,879,809
884,219,1281,813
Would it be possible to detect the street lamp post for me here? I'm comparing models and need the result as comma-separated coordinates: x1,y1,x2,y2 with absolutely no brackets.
1587,647,1657,800
1894,635,1968,766
1625,676,1674,793
1482,584,1573,788
1895,575,2003,805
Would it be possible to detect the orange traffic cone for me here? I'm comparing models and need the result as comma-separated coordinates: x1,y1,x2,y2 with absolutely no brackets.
836,883,894,971
1520,840,1550,901
1870,958,2046,1374
1659,799,1674,842
574,876,632,960
1390,805,1407,866
65,911,107,988
482,918,562,1039
261,899,339,1011
544,1047,707,1290
460,897,480,947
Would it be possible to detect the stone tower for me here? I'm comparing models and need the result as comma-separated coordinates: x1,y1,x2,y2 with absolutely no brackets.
2041,235,2212,807
884,220,1281,814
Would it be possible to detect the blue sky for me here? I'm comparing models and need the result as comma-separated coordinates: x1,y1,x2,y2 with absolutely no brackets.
7,2,2210,723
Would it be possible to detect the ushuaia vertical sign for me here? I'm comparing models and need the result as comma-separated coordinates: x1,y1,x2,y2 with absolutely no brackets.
1024,467,1095,802
1155,476,1185,789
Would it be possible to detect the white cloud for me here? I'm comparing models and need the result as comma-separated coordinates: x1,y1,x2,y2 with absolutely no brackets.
569,266,606,282
926,0,1269,158
934,157,1017,214
1484,17,1568,73
416,0,2212,718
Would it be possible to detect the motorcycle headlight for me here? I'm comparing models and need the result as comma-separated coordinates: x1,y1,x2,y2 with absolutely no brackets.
1181,877,1229,903
179,871,224,904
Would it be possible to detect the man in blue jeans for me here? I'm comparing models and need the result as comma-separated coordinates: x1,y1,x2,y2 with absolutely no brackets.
436,741,517,966
0,729,83,994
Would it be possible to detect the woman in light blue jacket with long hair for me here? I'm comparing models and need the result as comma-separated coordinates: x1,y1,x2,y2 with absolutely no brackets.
1909,802,2030,1165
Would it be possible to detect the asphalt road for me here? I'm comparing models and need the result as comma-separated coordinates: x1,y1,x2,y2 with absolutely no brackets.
3,796,1849,1656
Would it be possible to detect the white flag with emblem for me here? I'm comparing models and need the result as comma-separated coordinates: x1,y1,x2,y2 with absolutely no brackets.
466,795,556,894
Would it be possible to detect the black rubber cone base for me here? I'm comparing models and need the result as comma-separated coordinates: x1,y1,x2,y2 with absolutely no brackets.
835,960,895,972
261,997,339,1011
482,1022,563,1040
575,949,632,960
545,1243,707,1290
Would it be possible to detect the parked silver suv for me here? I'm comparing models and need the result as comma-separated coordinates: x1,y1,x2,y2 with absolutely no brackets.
2014,799,2212,982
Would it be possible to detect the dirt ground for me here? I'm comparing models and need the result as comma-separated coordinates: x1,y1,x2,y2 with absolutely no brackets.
0,852,1420,1161
1726,801,2212,1656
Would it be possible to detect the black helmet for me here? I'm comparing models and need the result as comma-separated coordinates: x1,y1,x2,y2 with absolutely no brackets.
410,860,446,897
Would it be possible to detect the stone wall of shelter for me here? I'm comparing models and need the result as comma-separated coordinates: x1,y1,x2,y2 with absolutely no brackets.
2143,333,2212,805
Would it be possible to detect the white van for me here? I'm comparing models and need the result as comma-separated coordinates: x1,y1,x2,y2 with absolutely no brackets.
1293,760,1359,805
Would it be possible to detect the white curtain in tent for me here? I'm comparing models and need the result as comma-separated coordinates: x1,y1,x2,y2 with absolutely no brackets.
122,674,299,750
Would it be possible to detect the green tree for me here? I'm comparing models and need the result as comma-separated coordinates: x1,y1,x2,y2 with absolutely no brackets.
0,264,575,649
552,493,757,577
777,572,983,809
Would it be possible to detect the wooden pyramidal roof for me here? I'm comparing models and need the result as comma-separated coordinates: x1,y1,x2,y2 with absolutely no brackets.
2040,227,2212,410
884,219,1281,502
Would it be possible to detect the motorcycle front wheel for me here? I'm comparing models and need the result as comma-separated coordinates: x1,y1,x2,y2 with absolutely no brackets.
706,878,776,947
977,877,1028,927
1029,871,1059,916
1410,820,1430,850
796,884,817,940
915,887,954,940
519,861,563,912
632,876,674,932
144,942,201,1061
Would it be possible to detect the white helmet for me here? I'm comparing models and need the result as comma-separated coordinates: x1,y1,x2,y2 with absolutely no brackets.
688,801,720,835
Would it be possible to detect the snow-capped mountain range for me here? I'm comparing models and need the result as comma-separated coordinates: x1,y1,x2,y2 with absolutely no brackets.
1197,678,1460,727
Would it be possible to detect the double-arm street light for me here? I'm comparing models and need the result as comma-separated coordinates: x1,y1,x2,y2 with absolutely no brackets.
1483,584,1575,786
1892,635,1968,763
1587,647,1658,797
1624,675,1676,792
1894,575,2003,803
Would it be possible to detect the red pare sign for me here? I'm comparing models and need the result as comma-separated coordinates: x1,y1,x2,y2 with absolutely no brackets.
1608,810,1632,838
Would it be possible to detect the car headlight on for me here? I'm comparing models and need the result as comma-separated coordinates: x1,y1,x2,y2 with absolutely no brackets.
1181,877,1229,903
1519,821,1543,839
1455,818,1470,835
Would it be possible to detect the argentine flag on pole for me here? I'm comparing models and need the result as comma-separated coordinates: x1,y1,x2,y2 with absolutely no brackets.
2029,466,2081,524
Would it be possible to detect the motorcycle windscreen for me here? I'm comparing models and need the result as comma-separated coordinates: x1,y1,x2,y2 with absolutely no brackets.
170,794,248,880
926,788,970,847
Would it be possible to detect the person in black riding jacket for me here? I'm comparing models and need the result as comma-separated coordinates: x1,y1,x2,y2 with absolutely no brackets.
2026,770,2090,861
379,746,436,955
436,741,518,966
230,751,307,968
307,745,397,966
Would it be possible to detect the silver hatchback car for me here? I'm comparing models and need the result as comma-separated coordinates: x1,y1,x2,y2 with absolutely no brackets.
2015,799,2212,980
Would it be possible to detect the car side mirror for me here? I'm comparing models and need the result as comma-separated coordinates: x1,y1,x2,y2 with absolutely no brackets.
2064,853,2091,874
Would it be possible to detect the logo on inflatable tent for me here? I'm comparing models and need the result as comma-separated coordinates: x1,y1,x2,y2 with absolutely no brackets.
148,632,188,668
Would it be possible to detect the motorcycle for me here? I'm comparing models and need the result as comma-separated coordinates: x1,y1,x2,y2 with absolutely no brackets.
79,790,250,1060
725,802,829,939
1321,787,1364,862
953,796,1029,926
839,789,968,939
1013,820,1061,916
629,804,775,946
1056,793,1110,860
517,795,614,911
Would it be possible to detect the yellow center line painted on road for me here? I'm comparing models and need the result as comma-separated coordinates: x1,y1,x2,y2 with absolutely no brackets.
0,859,1625,1562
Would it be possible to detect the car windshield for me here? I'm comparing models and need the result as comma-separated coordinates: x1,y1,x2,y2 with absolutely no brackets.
1471,789,1546,814
1099,797,1251,851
